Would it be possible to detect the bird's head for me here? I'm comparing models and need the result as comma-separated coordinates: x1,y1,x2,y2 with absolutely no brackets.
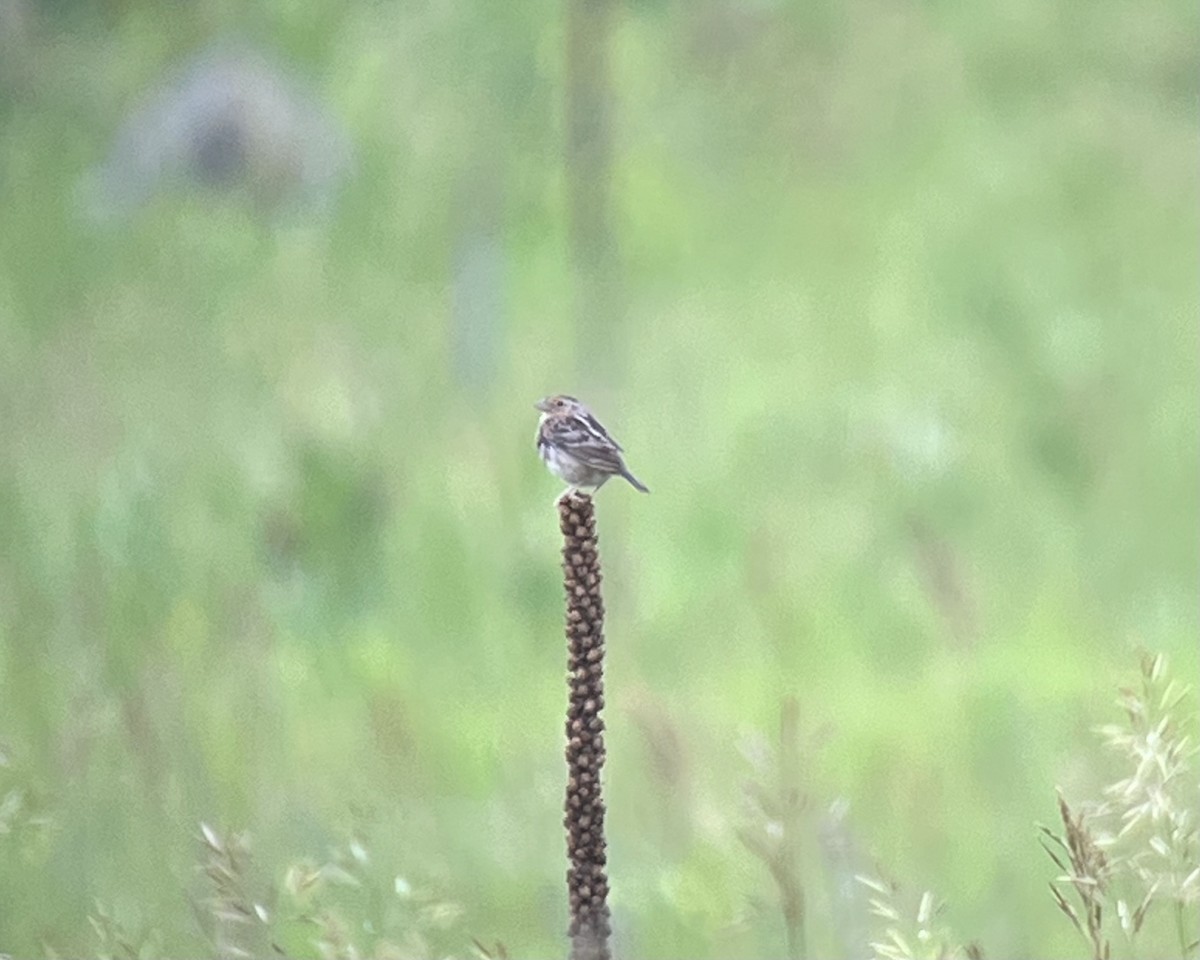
535,394,582,415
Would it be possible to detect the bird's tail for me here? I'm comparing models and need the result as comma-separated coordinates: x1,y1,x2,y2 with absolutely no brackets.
621,468,650,493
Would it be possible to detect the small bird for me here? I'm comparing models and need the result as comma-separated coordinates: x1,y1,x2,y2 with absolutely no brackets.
535,395,649,494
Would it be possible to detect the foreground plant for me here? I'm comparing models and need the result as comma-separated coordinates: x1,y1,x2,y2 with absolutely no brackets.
1040,793,1115,960
1043,650,1199,959
856,877,982,960
194,823,468,959
197,823,276,959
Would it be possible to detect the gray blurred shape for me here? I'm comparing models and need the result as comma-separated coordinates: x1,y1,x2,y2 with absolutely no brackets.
81,44,352,222
818,799,871,960
451,225,505,396
0,0,30,92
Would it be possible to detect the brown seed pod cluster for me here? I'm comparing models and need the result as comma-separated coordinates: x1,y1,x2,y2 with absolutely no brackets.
557,492,612,960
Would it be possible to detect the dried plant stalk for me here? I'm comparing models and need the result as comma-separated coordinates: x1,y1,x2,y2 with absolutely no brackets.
558,492,612,960
1040,792,1112,960
737,697,809,960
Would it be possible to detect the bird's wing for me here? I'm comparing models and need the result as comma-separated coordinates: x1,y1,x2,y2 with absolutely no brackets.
543,414,626,471
579,410,623,452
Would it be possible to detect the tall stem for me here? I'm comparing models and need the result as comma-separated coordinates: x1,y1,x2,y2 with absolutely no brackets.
559,492,612,960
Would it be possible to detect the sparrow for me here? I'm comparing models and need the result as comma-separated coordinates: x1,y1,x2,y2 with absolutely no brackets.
535,395,649,494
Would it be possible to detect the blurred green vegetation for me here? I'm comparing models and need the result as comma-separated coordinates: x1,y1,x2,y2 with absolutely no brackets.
0,0,1197,957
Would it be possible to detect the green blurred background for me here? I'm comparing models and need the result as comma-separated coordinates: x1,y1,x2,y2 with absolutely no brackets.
0,0,1196,956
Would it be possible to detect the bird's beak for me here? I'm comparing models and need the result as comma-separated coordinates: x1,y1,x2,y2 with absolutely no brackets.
534,398,551,412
